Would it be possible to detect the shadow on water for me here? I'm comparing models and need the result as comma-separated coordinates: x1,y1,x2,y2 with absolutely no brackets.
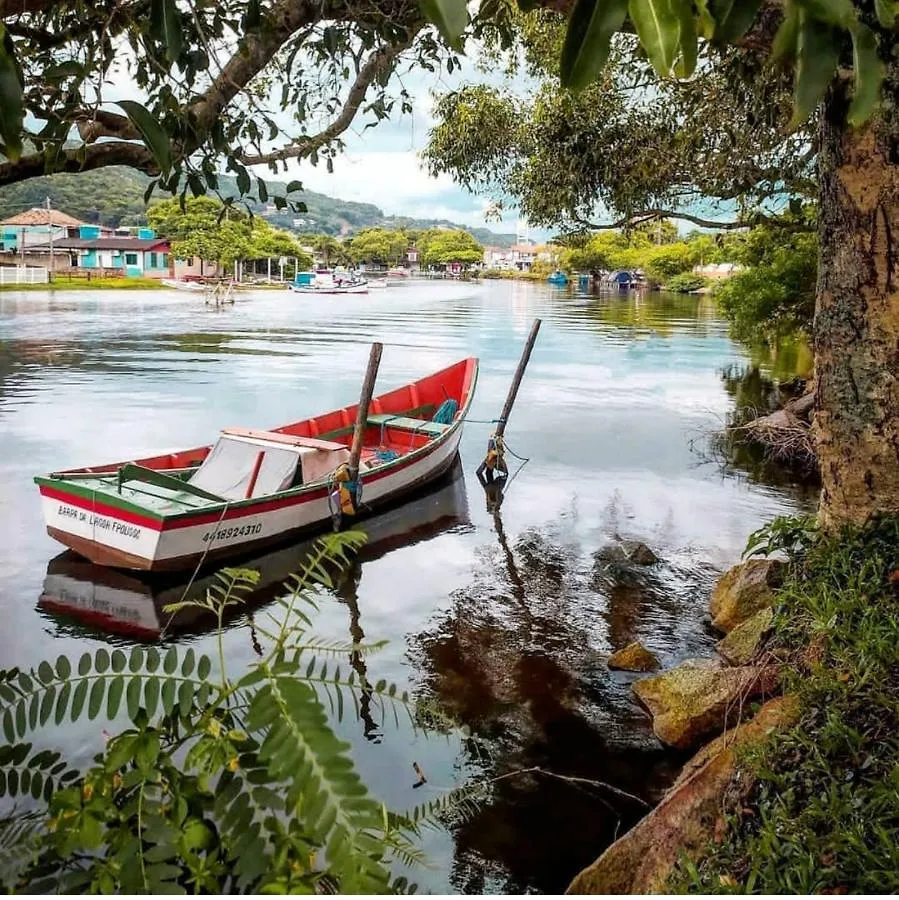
406,476,712,894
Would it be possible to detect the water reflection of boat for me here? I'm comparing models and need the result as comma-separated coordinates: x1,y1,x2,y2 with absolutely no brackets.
38,464,470,640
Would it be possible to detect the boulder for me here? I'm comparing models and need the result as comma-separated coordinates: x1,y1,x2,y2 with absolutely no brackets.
709,559,784,633
620,541,659,566
608,642,661,673
717,608,774,666
632,659,779,750
566,695,800,894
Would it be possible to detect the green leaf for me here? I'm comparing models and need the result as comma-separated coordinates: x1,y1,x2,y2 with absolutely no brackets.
146,647,161,673
145,679,160,719
118,100,173,176
78,653,92,677
127,678,142,720
161,679,177,717
111,650,127,674
286,180,303,194
875,0,898,27
848,23,885,126
771,0,800,62
55,683,71,726
129,647,143,674
560,0,628,88
2,709,13,744
88,679,106,720
163,646,178,675
37,661,54,685
798,0,855,26
94,649,110,674
790,11,840,128
71,680,88,721
177,680,194,717
708,0,764,42
107,676,125,719
181,649,195,678
418,0,468,51
628,0,682,76
39,685,56,726
0,26,24,163
197,656,211,681
673,0,697,77
56,655,71,680
150,0,184,63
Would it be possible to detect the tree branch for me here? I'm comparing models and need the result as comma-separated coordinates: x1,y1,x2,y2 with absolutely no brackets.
574,205,814,232
239,35,416,167
74,109,141,143
0,141,157,183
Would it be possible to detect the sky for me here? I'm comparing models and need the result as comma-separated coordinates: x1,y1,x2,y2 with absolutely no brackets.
245,58,541,237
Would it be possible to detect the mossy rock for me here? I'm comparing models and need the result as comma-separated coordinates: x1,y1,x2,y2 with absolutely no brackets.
633,659,779,750
717,608,774,666
566,696,800,894
608,642,661,673
710,559,784,633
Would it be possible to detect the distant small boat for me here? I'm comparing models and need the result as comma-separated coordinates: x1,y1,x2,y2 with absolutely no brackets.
161,279,206,293
367,279,389,289
387,268,410,278
34,358,478,572
547,271,568,285
288,271,369,294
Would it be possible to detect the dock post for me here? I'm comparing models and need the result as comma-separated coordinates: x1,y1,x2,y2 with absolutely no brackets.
348,342,384,481
477,317,541,482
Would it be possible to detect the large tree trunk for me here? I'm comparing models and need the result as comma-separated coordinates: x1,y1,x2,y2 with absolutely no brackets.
814,46,899,528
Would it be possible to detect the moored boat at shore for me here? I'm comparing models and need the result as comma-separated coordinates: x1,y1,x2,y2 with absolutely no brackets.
35,358,478,572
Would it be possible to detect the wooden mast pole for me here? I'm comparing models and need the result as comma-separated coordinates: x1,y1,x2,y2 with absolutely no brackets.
495,317,541,438
477,317,541,481
348,342,383,480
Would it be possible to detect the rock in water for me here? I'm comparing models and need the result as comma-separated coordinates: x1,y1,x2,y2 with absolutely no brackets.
608,642,661,672
717,607,774,666
620,541,659,566
710,559,784,633
566,696,800,894
632,659,779,749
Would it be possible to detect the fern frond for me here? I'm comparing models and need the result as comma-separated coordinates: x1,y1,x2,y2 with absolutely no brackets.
398,780,491,833
0,811,43,890
247,673,392,892
0,743,79,802
0,648,215,742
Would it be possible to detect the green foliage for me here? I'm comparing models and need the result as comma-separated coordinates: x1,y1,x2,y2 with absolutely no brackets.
714,218,818,343
671,514,899,893
665,272,708,293
0,532,444,894
148,197,310,267
417,228,483,267
643,241,700,283
348,227,408,265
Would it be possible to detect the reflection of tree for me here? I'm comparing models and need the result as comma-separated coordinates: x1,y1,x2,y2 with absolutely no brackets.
407,502,687,894
566,291,719,339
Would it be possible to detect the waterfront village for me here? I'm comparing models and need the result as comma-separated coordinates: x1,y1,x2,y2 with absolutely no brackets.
0,203,741,291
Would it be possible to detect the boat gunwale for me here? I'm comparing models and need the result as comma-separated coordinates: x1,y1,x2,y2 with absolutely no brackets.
34,358,479,525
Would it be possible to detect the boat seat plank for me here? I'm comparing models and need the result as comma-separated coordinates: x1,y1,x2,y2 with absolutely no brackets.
367,415,450,437
222,428,346,451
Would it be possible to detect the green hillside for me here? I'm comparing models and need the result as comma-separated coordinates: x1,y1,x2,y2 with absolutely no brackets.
0,168,518,247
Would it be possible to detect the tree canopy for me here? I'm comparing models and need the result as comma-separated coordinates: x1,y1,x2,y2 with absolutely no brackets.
417,228,483,266
148,196,310,265
347,227,408,264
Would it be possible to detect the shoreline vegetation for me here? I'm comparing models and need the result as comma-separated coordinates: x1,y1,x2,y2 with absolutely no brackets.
568,515,899,894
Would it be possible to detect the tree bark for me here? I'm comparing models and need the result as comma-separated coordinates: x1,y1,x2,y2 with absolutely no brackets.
814,42,899,528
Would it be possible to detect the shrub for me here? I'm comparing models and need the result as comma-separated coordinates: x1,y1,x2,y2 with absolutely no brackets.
665,272,708,293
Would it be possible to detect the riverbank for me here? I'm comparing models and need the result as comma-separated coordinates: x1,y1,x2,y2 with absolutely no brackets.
0,277,165,291
569,513,899,893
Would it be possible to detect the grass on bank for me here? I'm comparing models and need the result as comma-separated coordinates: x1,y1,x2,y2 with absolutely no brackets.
0,277,165,291
672,514,899,894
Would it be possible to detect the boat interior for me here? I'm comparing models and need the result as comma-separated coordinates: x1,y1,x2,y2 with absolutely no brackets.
39,358,478,516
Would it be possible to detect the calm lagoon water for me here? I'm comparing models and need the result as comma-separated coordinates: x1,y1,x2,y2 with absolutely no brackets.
0,280,812,893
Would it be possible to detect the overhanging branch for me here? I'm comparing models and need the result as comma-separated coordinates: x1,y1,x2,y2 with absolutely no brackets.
0,141,157,183
238,34,416,167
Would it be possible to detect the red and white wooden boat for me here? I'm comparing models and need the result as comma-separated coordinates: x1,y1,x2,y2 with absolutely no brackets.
35,358,478,572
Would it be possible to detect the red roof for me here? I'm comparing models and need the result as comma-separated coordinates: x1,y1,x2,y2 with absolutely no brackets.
0,208,88,227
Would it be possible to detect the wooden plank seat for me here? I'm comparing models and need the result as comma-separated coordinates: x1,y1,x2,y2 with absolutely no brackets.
221,428,347,451
366,414,450,438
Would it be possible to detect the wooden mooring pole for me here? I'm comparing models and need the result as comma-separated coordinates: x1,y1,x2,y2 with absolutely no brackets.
348,342,383,480
477,317,541,481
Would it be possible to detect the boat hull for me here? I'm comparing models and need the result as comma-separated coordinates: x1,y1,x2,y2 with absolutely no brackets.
37,357,478,572
287,283,368,294
40,430,463,572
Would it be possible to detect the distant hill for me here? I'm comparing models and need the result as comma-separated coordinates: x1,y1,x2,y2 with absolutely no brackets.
0,167,518,247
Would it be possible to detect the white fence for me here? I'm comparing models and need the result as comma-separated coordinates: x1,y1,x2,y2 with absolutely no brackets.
0,266,50,285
